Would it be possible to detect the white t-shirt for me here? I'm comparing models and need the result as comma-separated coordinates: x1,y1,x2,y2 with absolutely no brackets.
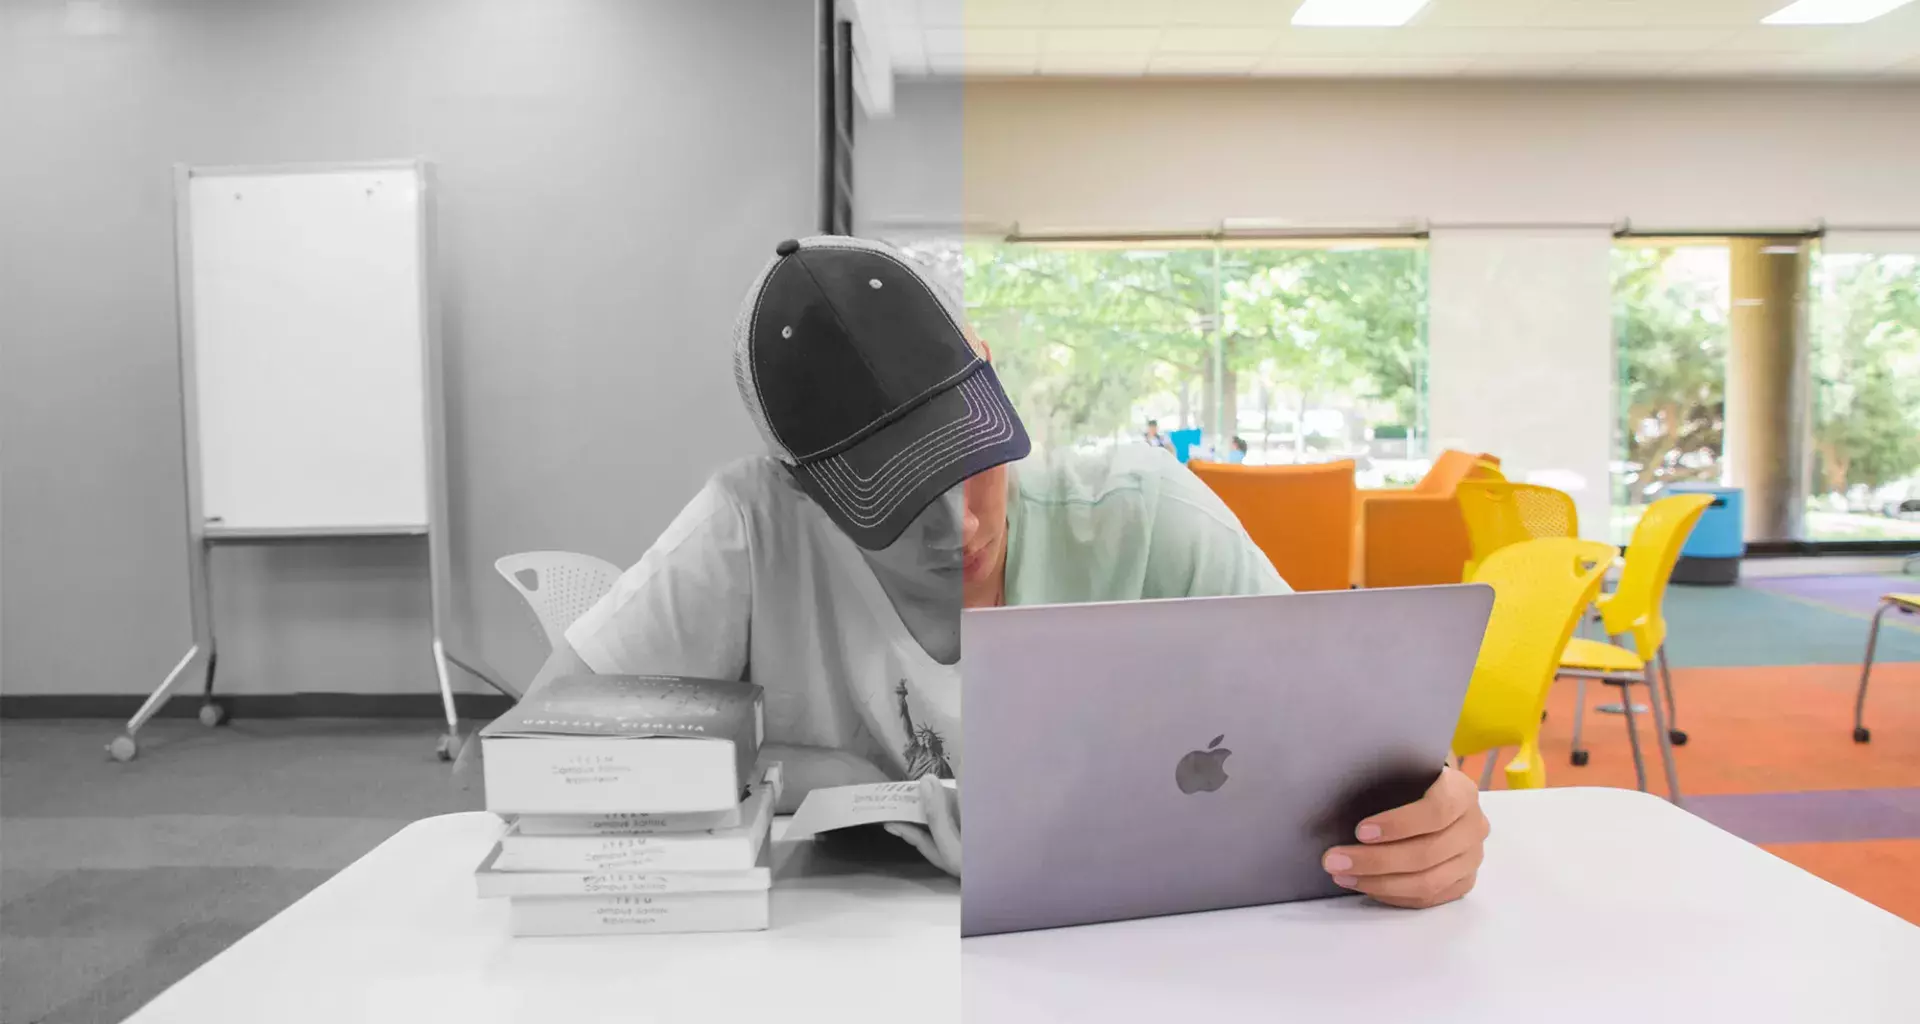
565,457,961,781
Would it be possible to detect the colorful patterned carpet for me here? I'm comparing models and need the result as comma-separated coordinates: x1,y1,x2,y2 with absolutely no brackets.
1487,572,1920,924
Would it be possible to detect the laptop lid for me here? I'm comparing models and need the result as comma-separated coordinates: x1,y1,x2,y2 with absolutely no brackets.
961,584,1493,937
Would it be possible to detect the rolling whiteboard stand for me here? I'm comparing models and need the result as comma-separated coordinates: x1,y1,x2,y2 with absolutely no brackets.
113,161,503,764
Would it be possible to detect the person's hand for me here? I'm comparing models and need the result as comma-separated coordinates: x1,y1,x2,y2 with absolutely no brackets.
883,775,961,877
1322,766,1487,909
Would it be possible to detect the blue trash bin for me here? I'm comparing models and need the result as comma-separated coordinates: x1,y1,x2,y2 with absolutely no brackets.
1664,483,1741,585
1168,428,1203,464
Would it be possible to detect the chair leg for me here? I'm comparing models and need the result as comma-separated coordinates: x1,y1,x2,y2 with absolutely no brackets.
1570,677,1589,766
1642,667,1684,805
1479,749,1500,790
1620,681,1649,793
1855,602,1893,743
1656,645,1686,746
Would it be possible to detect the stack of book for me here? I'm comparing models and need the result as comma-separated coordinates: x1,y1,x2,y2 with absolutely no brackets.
474,673,777,937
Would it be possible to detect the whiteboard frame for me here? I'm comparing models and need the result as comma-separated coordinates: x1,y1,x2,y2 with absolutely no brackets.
119,160,491,765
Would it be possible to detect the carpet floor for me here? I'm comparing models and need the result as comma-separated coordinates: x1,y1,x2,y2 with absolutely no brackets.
0,718,483,1024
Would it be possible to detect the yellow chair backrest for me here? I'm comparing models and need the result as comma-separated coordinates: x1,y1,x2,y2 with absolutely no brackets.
1456,481,1579,581
1452,537,1617,787
1602,493,1715,657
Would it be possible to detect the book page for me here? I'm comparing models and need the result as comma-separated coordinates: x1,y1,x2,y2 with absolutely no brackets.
782,780,954,840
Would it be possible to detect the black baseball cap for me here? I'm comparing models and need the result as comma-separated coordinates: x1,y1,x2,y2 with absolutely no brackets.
733,236,1030,550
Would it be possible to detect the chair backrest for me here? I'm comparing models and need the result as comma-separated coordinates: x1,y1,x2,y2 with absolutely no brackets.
494,551,625,652
1189,459,1357,591
1456,481,1579,581
1452,537,1617,759
1415,450,1504,496
1603,492,1715,656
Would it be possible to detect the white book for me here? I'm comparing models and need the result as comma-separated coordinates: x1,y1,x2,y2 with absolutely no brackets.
511,805,741,837
479,674,764,815
508,763,781,836
474,844,772,898
491,777,775,873
508,889,769,937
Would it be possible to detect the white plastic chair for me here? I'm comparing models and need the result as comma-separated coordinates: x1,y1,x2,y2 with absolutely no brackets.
493,551,625,652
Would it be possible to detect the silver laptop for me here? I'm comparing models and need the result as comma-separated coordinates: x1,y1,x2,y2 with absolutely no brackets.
961,584,1493,937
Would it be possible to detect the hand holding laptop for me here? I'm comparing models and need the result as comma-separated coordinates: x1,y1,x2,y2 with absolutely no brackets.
1320,766,1488,909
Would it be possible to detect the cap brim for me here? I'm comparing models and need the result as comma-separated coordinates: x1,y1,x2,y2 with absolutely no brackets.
789,363,1030,551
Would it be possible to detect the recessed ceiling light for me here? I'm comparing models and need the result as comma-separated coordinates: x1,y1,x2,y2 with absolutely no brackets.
1291,1,1433,28
1762,0,1917,25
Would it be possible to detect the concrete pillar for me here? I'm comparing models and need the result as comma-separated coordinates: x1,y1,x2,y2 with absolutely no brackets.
1724,238,1808,542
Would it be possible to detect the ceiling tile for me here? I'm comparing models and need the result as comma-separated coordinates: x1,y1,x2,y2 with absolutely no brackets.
881,0,1920,79
922,27,1041,55
1457,52,1588,74
1435,28,1740,54
1039,49,1153,74
954,0,1065,28
1045,0,1177,27
961,52,1045,72
917,0,962,28
1267,27,1411,55
1163,0,1306,26
1146,52,1264,73
1041,27,1166,53
1566,51,1689,74
1255,54,1476,75
1421,0,1657,30
1158,27,1282,53
1713,25,1865,52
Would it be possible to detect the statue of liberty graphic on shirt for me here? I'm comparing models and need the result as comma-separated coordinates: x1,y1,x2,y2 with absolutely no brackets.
895,678,953,780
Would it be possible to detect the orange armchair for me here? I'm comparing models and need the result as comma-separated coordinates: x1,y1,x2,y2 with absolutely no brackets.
1353,450,1503,589
1189,460,1357,592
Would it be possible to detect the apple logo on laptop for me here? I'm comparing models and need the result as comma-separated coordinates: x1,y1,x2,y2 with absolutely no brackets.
1175,735,1232,794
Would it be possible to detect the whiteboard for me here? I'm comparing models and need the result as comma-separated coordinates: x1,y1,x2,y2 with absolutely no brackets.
180,164,434,535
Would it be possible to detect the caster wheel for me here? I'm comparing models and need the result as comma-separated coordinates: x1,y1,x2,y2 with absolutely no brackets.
1570,750,1590,767
108,734,139,762
1854,726,1871,744
436,733,460,761
1668,728,1688,746
198,702,228,727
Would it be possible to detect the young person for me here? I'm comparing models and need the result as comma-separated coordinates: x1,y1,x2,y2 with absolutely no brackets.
559,237,1486,906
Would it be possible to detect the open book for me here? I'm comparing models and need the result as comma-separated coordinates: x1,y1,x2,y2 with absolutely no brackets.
783,779,956,840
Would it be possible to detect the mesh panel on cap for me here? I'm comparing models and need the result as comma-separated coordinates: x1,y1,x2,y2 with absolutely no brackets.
731,251,791,462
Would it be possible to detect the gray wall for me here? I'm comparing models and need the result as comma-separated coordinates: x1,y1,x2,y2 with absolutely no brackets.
870,77,1920,231
0,0,819,697
855,80,962,238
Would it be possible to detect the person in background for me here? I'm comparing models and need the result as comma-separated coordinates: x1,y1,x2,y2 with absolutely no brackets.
1228,436,1249,464
1144,418,1172,451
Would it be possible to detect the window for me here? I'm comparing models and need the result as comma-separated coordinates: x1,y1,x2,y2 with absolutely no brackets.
1612,241,1729,544
894,237,1429,484
1806,247,1920,541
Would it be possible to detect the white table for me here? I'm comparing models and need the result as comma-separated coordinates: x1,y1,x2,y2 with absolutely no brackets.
127,788,1920,1023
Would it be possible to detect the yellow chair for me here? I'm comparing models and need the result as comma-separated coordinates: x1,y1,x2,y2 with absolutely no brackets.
1452,537,1617,791
1456,480,1579,582
1561,492,1714,803
1854,593,1920,743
